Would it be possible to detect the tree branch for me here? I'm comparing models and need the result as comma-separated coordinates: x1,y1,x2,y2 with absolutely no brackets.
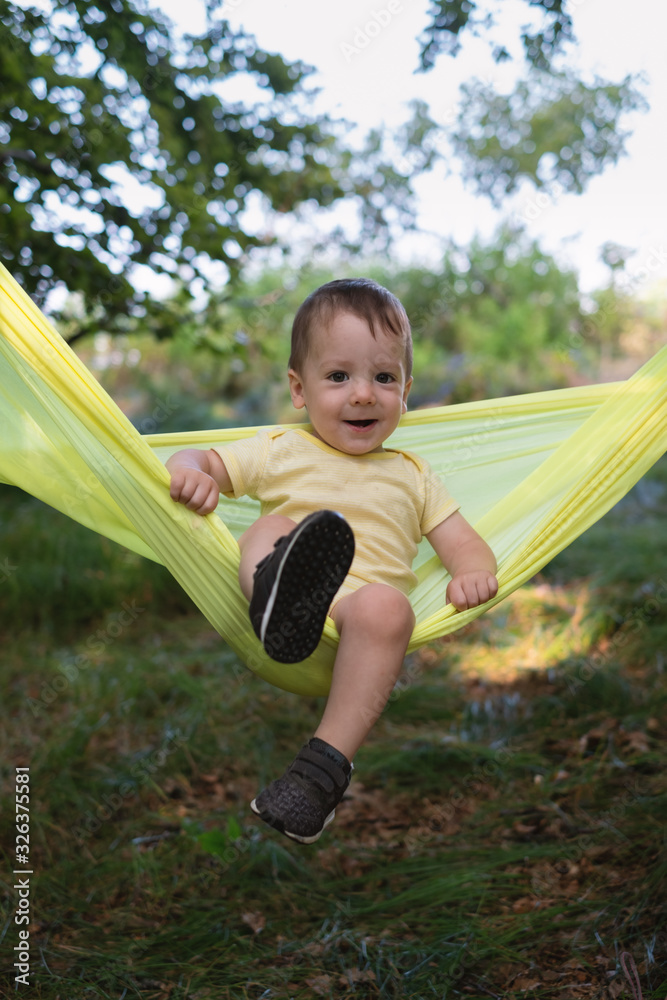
0,149,53,175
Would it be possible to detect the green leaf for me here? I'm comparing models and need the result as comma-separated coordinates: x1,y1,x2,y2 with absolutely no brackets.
197,828,230,857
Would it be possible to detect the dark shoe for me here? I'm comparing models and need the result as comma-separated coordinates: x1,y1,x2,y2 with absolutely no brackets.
249,510,354,664
250,738,352,844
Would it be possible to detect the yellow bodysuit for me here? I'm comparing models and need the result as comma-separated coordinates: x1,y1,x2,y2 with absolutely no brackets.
214,427,459,600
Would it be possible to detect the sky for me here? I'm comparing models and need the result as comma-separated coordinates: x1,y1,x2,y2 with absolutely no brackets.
151,0,667,295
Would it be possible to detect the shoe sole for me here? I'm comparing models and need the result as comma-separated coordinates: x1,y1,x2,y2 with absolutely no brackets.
250,797,336,844
251,511,354,663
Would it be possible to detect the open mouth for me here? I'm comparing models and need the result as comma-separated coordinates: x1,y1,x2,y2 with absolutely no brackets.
344,419,377,428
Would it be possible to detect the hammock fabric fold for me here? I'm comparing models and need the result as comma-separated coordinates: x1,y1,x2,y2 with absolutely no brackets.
1,261,666,696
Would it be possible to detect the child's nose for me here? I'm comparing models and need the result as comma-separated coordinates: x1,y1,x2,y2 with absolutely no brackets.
351,379,375,403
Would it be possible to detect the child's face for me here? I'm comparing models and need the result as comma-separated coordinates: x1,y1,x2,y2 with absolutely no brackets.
288,311,412,455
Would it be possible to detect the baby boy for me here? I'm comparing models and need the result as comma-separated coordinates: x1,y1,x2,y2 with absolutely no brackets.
166,278,498,843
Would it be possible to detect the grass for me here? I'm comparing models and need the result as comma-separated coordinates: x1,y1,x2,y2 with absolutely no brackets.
1,459,666,998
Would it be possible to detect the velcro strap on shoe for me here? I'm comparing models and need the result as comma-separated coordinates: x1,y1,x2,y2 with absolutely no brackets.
289,746,350,794
308,737,351,770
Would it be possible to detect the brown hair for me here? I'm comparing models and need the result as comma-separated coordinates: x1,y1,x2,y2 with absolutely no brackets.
289,278,413,376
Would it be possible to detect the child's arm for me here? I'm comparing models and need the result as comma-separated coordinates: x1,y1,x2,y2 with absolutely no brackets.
426,512,498,611
165,448,232,515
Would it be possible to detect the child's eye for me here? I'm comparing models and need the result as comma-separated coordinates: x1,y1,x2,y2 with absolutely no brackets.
376,372,395,384
328,372,348,383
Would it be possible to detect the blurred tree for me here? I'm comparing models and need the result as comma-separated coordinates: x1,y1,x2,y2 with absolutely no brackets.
414,2,646,207
600,240,634,279
439,226,580,348
419,0,575,71
359,75,644,236
580,243,638,361
172,228,587,406
0,0,414,340
449,72,647,204
0,0,649,352
390,226,585,398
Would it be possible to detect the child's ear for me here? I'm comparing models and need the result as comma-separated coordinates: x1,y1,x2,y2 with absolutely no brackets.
288,368,306,409
401,376,413,413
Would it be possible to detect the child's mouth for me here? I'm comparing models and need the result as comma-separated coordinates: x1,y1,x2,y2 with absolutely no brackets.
345,419,377,429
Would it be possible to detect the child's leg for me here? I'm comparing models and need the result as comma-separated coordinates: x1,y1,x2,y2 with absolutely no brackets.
251,583,414,843
315,583,415,760
237,515,297,599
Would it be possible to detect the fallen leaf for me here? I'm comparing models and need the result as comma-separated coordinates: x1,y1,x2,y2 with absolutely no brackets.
513,975,542,990
305,974,333,994
241,911,265,934
622,730,651,753
338,967,377,985
513,821,538,835
512,896,537,913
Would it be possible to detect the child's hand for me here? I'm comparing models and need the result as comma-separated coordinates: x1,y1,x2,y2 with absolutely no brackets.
169,467,221,515
446,570,498,612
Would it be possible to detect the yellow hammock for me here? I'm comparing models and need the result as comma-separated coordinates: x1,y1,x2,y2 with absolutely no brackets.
1,260,666,696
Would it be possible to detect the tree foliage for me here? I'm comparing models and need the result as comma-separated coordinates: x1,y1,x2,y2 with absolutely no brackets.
450,72,647,204
418,0,575,71
73,223,666,434
0,0,650,347
0,0,412,336
416,2,646,207
138,227,587,415
388,226,584,398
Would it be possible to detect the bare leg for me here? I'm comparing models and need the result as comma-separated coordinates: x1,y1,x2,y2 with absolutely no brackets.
314,583,415,761
237,515,297,600
250,582,414,842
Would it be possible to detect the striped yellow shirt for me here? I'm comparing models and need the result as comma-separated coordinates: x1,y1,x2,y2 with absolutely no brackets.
215,427,459,596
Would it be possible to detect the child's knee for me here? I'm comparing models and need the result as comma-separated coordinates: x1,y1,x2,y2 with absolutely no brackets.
349,584,415,637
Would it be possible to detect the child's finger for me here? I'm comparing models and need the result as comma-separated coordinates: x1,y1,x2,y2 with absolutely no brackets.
448,573,498,611
461,582,478,610
447,579,470,611
196,486,220,514
190,481,221,514
184,482,214,512
169,470,188,501
476,574,498,604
